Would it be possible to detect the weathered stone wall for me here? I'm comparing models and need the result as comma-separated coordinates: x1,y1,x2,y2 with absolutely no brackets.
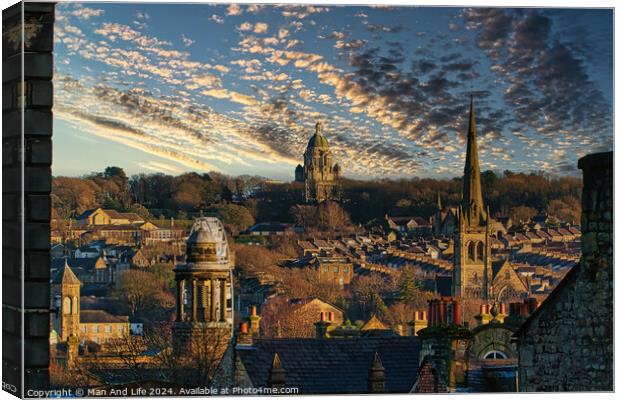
3,2,55,396
517,151,613,392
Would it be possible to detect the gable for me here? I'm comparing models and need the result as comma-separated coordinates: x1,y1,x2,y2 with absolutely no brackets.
492,261,527,294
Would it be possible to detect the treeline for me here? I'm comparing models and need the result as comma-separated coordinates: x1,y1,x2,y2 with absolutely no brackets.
52,167,583,229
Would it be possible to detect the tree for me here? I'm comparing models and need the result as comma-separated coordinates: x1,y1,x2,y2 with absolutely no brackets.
211,204,255,233
510,206,537,224
113,270,175,322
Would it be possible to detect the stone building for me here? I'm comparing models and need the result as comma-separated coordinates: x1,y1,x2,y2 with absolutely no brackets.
515,151,613,392
294,122,341,203
52,260,81,341
172,217,234,358
452,97,493,300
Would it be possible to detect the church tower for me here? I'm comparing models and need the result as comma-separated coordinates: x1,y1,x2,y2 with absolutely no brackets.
173,217,234,359
299,122,340,203
52,260,81,341
452,97,492,300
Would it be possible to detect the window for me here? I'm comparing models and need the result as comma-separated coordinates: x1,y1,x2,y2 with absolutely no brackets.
477,242,484,260
105,325,112,333
484,350,507,360
63,297,72,315
505,271,510,279
92,325,99,333
344,266,349,273
333,266,339,273
323,266,328,272
468,242,476,261
80,326,86,333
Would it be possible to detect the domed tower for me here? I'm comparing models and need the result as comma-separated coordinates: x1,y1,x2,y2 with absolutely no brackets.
302,122,340,203
173,217,234,357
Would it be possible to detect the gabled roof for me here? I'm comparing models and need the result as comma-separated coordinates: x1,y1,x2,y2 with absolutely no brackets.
361,314,389,331
52,261,81,285
80,310,129,323
236,336,420,394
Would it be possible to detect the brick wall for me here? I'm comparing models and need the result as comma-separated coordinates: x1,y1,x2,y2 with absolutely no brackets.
2,2,55,396
516,151,613,391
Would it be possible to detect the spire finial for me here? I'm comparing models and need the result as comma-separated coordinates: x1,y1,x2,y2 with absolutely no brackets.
437,191,443,211
316,121,322,135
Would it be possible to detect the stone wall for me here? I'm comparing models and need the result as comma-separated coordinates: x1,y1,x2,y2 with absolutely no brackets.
516,151,613,392
3,2,55,396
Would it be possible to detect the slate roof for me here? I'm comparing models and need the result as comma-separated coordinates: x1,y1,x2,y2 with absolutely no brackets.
80,310,129,324
52,262,81,285
51,257,104,273
236,336,420,394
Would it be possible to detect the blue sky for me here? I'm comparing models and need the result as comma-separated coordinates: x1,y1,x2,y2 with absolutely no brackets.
53,3,613,180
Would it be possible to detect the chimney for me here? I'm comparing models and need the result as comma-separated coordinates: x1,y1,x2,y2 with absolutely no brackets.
315,312,331,339
526,298,538,314
438,299,447,325
452,299,463,326
367,352,386,393
268,353,286,390
236,322,253,346
410,310,428,336
248,305,261,337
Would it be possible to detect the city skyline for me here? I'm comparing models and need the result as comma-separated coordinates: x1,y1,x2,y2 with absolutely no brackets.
53,3,612,180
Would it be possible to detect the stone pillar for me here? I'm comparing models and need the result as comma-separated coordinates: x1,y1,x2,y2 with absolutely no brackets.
191,279,197,321
3,3,55,395
210,278,217,322
176,280,183,321
452,299,462,326
220,279,227,322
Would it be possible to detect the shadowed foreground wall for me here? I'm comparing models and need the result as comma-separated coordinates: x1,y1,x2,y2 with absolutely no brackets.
516,151,613,392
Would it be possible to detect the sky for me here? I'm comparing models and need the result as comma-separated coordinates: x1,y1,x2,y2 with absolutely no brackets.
53,3,613,180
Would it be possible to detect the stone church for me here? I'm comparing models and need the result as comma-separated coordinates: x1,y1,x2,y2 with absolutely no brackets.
451,97,527,306
294,122,341,203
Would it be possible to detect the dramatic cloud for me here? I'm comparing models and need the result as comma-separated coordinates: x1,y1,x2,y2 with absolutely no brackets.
53,4,612,178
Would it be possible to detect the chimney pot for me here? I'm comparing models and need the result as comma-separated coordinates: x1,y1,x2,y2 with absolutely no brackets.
480,304,485,315
240,322,248,334
421,311,427,321
414,311,419,321
251,305,257,316
320,311,326,322
328,311,334,322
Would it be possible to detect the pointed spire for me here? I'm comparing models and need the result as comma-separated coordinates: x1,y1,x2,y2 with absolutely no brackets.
437,191,443,211
368,352,386,393
268,352,286,389
462,95,485,226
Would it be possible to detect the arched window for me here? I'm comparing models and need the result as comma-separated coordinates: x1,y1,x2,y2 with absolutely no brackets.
484,350,507,360
73,296,79,314
477,242,484,261
468,242,476,261
63,297,72,315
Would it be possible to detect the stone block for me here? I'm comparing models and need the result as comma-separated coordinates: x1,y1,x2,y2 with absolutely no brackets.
2,193,18,221
25,312,49,337
26,194,50,222
24,166,51,192
25,251,50,280
24,222,49,250
23,281,49,309
24,338,48,367
26,137,52,164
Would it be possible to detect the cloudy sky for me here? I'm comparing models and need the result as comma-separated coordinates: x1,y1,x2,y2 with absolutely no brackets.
53,3,613,180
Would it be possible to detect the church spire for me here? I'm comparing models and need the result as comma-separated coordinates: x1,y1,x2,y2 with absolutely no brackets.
437,191,443,211
462,95,485,225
